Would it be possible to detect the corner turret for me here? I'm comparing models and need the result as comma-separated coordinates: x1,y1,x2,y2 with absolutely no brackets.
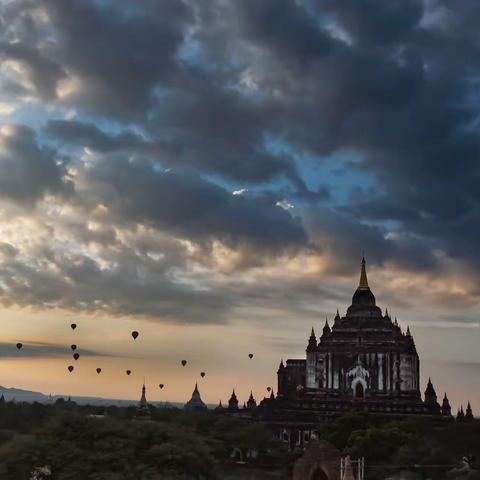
246,391,257,410
465,402,474,422
322,318,331,337
307,327,317,352
441,393,451,416
424,378,438,405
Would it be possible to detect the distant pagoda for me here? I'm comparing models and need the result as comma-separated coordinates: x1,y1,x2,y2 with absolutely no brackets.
184,383,207,410
136,382,151,419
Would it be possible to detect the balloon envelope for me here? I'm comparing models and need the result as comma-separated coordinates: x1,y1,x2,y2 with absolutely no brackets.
200,372,205,378
68,365,74,372
159,384,164,389
267,387,271,392
71,344,77,351
131,331,139,340
181,360,187,366
16,343,22,350
248,353,254,359
126,370,131,375
96,368,102,374
73,353,80,361
71,323,77,330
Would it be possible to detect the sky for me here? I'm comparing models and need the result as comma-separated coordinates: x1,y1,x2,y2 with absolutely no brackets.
0,0,478,410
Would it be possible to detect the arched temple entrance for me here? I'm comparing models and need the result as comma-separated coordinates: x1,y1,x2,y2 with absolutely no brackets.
293,441,340,480
355,382,364,399
310,467,329,480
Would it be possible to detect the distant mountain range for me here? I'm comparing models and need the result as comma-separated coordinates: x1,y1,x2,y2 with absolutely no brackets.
0,385,184,407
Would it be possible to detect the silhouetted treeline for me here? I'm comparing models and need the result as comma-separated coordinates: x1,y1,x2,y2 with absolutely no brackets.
0,401,291,479
0,401,478,479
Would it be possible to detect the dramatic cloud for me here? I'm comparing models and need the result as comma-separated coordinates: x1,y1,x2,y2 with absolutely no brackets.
80,156,308,256
0,0,479,327
0,125,71,204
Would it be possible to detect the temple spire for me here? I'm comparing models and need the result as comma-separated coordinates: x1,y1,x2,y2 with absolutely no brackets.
322,317,331,337
140,382,147,405
359,256,369,289
307,328,317,351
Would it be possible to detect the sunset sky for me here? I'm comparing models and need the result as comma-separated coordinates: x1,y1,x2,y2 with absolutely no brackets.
0,0,479,410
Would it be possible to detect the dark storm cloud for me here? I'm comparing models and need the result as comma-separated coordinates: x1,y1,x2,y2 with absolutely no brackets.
235,0,333,64
314,0,424,45
42,0,191,117
0,125,72,204
206,0,480,275
82,156,308,257
304,207,437,275
46,120,150,153
146,76,307,187
0,42,65,99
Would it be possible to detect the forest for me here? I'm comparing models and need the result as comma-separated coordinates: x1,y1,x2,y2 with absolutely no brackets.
0,399,477,480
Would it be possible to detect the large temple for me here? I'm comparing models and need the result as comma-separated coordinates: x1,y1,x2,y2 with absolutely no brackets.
246,258,457,448
214,257,476,449
213,258,477,450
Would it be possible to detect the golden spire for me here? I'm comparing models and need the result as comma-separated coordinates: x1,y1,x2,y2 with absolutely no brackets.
358,256,369,289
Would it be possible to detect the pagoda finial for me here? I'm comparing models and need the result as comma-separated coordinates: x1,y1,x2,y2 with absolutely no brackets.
359,256,369,289
307,328,317,351
322,317,331,336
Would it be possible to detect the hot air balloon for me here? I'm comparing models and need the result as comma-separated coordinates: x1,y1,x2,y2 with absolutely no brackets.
131,331,139,340
200,372,205,378
96,368,102,374
126,370,132,376
181,360,187,367
16,343,22,350
68,365,74,373
159,384,164,389
248,353,254,359
71,344,77,351
73,353,80,361
71,323,77,330
267,387,271,392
